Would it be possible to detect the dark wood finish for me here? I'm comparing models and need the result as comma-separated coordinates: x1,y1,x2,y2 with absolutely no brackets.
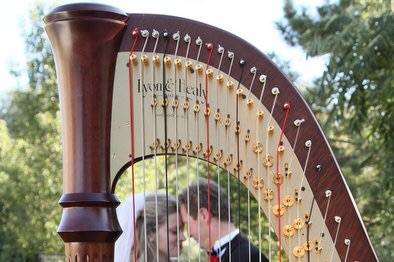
44,3,128,260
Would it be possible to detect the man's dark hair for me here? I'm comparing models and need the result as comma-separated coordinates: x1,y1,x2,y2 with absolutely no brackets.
179,178,232,222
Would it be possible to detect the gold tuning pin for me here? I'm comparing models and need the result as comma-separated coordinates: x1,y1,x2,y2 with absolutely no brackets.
213,149,223,162
182,141,192,153
236,88,244,95
195,64,203,73
267,125,274,134
227,80,234,89
152,54,160,64
204,107,211,117
164,56,171,65
224,154,233,167
247,98,254,106
224,114,231,127
245,130,251,143
183,98,190,111
193,101,200,113
174,58,182,67
216,74,224,83
206,68,214,78
129,53,138,64
257,110,264,119
141,54,149,64
185,61,193,69
214,110,221,122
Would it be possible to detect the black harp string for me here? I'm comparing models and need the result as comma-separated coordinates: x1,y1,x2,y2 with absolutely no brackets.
235,59,246,262
161,31,171,262
215,45,225,261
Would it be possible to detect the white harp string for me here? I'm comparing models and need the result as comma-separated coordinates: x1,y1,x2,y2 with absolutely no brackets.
150,29,160,262
139,29,149,262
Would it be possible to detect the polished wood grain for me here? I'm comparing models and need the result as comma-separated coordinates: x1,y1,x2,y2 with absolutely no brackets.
44,3,128,260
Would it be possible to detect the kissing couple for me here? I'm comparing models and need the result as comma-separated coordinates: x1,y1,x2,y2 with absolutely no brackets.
115,178,268,262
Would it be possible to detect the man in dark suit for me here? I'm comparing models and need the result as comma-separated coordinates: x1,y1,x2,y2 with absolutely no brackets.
179,178,269,262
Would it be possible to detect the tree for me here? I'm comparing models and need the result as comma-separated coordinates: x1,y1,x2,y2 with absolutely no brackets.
277,0,393,260
0,4,63,261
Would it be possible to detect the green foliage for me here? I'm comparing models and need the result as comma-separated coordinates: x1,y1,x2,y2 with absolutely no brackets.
278,0,393,260
0,3,63,261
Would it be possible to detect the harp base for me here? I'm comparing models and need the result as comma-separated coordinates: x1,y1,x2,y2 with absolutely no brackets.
65,242,114,262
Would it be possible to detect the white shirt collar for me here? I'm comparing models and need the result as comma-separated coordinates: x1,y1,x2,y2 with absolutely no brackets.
213,229,239,257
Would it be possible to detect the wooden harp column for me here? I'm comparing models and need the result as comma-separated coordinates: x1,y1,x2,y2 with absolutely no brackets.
44,4,127,260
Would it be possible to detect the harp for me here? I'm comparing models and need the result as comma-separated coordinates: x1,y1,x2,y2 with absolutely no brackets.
43,3,378,262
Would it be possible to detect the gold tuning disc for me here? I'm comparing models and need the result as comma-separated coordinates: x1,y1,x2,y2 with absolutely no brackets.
293,245,305,258
272,204,285,217
282,195,295,207
303,241,315,252
257,110,264,119
283,224,295,237
293,217,305,230
263,188,273,200
273,173,283,185
252,176,264,190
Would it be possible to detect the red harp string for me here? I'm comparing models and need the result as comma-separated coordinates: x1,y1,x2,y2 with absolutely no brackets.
204,43,214,255
276,102,291,262
127,28,140,262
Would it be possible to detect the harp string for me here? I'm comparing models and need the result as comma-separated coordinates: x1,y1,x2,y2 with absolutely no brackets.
285,119,303,262
183,33,192,262
329,217,342,262
203,43,214,255
255,72,267,262
296,141,312,250
139,29,150,262
161,32,171,261
194,36,203,262
215,45,225,261
151,29,160,262
235,58,246,262
265,88,280,261
275,102,291,262
127,28,139,262
171,31,181,260
224,50,234,262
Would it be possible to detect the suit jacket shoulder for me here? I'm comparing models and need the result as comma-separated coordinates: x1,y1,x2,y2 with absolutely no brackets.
221,233,269,262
